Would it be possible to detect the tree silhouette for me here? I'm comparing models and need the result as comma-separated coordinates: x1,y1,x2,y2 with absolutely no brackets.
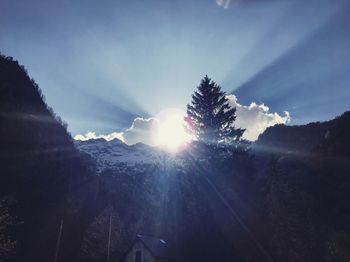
185,75,244,144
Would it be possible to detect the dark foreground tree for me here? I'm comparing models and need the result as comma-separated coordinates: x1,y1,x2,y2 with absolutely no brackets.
0,197,18,261
185,75,244,144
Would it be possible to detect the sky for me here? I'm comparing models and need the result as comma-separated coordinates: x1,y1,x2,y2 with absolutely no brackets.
1,0,350,143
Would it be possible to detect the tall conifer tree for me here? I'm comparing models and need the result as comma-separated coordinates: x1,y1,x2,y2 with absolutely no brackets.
185,75,244,144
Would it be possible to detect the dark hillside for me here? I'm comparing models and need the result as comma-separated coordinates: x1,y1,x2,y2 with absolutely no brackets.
0,54,95,262
254,111,350,156
253,112,350,261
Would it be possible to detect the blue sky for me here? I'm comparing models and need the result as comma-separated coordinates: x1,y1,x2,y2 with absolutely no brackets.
1,0,349,137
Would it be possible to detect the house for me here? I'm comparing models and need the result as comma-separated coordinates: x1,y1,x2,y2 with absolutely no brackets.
121,234,180,262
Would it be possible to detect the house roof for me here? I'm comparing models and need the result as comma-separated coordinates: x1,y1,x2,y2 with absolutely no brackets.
120,234,181,262
136,234,169,258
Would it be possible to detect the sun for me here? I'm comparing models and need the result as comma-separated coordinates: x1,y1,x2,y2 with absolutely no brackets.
155,109,190,151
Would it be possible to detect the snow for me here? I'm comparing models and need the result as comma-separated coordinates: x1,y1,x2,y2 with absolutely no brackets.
75,138,169,173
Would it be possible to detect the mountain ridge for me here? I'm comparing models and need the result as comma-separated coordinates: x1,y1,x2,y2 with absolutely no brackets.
75,137,170,173
254,111,350,156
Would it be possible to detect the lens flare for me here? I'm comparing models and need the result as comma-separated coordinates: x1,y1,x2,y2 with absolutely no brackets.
155,109,190,151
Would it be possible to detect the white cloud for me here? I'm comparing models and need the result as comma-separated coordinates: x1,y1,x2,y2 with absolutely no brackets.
226,94,291,141
74,131,125,142
122,117,159,146
74,118,160,146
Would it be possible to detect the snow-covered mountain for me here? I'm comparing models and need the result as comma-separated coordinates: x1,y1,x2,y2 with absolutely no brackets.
75,138,168,173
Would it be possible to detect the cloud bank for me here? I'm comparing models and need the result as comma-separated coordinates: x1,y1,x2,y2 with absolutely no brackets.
74,131,124,142
74,117,159,146
226,94,291,141
74,96,290,144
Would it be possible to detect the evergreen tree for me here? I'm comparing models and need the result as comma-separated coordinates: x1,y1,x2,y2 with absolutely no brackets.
185,75,244,144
